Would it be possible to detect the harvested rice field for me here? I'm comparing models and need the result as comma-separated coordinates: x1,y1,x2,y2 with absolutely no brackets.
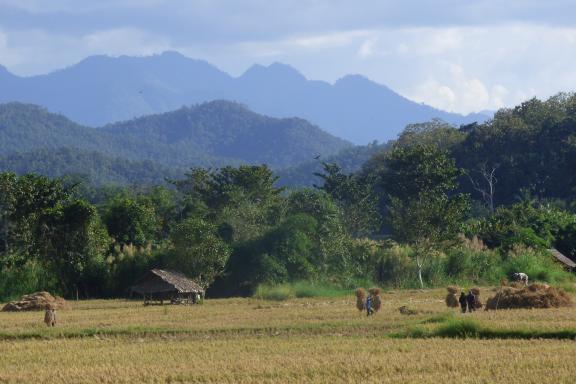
1,287,576,383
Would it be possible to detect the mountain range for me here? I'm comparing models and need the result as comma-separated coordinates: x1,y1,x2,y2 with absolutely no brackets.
0,51,491,144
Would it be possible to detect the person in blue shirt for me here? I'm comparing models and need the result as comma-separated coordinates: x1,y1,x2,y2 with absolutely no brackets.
366,295,374,316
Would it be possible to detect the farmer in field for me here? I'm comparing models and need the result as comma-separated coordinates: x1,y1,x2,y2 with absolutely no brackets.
366,294,374,316
466,290,476,313
459,291,467,313
44,306,57,327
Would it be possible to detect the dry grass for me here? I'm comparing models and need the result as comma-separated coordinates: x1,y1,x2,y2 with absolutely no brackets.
1,287,576,383
2,337,576,383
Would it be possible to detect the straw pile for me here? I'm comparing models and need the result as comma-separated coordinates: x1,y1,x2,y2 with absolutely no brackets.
445,286,459,308
398,305,418,315
369,287,382,312
485,283,572,310
355,288,366,311
471,287,483,309
1,292,69,312
398,306,431,315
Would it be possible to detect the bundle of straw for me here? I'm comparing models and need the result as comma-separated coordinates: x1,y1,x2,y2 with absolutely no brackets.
369,287,382,312
355,288,366,311
446,286,459,294
471,287,483,309
445,286,460,308
368,287,381,296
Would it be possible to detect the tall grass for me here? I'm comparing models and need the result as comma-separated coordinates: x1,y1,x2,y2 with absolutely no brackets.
254,280,363,301
254,284,294,301
374,242,574,289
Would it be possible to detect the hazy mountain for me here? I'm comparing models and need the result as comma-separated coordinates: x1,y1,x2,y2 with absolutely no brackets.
0,101,350,173
0,52,491,144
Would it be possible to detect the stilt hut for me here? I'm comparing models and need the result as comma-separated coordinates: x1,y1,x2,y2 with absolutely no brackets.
129,269,205,305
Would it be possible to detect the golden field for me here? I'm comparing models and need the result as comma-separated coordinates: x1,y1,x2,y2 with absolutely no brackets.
1,287,576,383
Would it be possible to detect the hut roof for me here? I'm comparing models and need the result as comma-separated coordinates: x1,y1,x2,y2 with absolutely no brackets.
549,249,576,269
130,269,204,295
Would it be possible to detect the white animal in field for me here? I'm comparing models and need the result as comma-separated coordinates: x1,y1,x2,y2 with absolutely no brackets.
512,272,529,286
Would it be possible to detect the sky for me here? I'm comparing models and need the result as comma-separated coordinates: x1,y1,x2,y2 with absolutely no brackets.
1,0,576,114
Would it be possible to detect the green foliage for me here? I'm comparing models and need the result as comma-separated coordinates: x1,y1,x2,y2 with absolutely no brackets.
315,162,381,237
105,244,161,297
395,119,466,151
470,202,576,255
0,173,110,297
435,318,482,339
254,284,294,301
0,260,58,301
0,101,350,178
503,246,570,283
254,281,351,301
168,217,231,287
277,141,391,187
378,144,470,287
0,148,181,187
102,196,158,247
2,87,576,302
455,93,576,205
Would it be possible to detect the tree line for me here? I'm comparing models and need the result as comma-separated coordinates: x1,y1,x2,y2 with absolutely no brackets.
1,93,575,299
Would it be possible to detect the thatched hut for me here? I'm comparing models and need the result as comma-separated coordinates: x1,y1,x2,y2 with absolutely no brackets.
129,269,205,305
549,249,576,272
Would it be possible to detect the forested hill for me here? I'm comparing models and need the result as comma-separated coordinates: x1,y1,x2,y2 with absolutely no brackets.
276,142,392,187
0,148,181,186
0,52,490,143
0,101,350,180
100,100,350,168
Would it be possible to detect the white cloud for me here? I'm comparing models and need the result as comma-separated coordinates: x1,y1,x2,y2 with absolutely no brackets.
350,25,576,113
82,28,171,56
236,30,372,56
0,28,173,75
358,38,376,58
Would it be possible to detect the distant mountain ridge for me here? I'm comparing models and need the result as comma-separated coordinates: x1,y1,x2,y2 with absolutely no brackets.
0,101,350,185
0,52,491,144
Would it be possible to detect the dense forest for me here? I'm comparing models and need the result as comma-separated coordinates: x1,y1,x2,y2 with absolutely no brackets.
0,100,350,178
0,93,575,300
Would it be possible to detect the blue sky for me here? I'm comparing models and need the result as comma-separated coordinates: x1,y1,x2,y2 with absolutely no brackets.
1,0,576,114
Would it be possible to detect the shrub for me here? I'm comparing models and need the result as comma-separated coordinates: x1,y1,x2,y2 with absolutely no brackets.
254,284,294,301
292,281,348,298
435,318,482,338
503,246,572,284
0,260,58,301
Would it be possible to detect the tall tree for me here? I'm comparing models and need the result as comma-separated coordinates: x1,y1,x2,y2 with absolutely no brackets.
168,218,231,287
315,162,381,237
381,145,469,287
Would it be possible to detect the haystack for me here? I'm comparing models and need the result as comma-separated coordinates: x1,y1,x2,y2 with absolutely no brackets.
485,283,572,310
355,288,366,311
445,286,459,308
369,287,382,312
471,287,483,309
398,305,418,315
1,292,68,312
